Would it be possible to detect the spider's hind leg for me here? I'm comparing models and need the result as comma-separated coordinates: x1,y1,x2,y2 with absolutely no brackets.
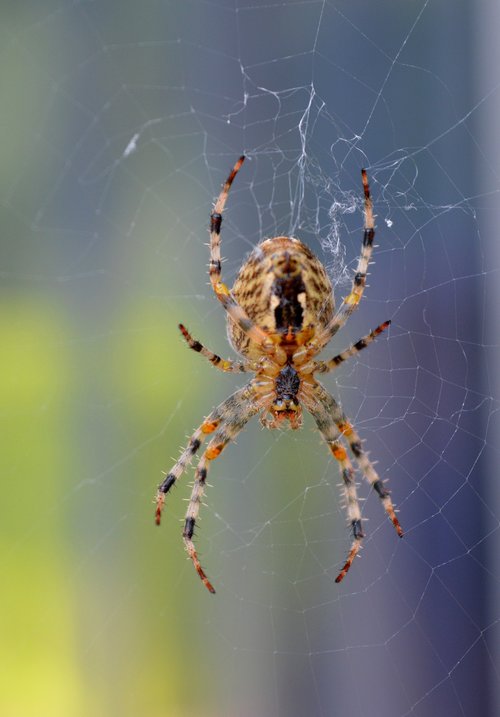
307,169,376,357
209,157,283,359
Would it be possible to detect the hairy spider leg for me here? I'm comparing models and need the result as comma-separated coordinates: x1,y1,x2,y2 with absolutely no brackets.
304,399,364,583
308,320,391,375
178,323,256,373
155,385,255,525
183,395,260,593
295,169,375,365
318,169,375,344
313,382,403,538
209,156,284,359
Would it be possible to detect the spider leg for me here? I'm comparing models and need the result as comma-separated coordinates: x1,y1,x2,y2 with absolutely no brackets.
178,323,256,373
155,384,255,525
308,381,403,538
182,394,260,593
209,157,280,356
338,418,403,537
299,170,375,361
303,399,364,583
322,169,374,339
308,320,390,375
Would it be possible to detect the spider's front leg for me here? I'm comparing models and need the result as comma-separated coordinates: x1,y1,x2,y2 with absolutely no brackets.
182,390,260,593
303,398,365,583
311,381,403,537
302,379,403,583
338,417,403,538
155,385,255,525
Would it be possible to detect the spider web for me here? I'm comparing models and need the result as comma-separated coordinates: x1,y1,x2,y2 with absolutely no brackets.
1,1,499,716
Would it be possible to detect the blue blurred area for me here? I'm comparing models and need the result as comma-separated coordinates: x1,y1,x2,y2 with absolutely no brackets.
1,2,498,716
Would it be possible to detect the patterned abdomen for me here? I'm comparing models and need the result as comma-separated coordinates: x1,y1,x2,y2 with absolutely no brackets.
229,236,334,358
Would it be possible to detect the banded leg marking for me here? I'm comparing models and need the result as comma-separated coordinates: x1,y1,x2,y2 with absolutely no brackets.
313,381,403,537
183,457,215,593
182,400,259,593
344,168,375,308
312,169,376,354
302,397,365,583
302,380,403,583
209,155,245,288
155,385,253,525
179,323,253,373
328,441,365,583
338,419,403,538
155,429,204,526
310,320,391,375
209,157,276,351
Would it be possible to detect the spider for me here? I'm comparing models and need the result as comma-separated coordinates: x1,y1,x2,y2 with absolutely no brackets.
155,156,403,593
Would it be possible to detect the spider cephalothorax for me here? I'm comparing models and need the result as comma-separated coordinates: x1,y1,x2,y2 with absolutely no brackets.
264,364,303,430
156,156,403,593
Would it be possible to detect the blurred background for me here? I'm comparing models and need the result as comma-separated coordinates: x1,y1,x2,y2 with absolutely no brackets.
1,1,499,716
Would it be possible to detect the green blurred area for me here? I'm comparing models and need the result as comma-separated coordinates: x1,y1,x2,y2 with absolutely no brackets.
0,299,195,717
0,303,81,717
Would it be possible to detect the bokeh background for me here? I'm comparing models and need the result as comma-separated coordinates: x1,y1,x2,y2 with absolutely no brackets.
1,2,499,716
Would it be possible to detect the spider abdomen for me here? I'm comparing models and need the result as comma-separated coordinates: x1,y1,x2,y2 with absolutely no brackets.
230,236,334,358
